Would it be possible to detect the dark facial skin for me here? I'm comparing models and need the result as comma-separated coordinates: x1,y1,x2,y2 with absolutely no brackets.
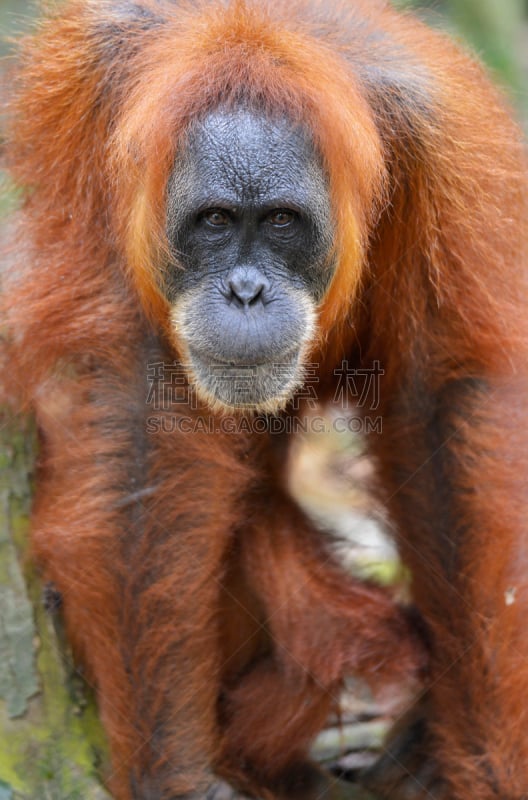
166,108,334,412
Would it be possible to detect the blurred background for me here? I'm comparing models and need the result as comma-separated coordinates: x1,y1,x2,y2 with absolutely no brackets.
397,0,528,122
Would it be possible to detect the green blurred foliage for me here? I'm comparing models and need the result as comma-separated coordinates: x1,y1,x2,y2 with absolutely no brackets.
394,0,527,114
0,0,34,54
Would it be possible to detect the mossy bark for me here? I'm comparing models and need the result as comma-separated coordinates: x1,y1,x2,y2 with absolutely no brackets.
0,409,110,800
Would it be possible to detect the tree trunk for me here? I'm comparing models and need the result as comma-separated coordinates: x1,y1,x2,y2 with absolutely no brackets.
0,405,111,800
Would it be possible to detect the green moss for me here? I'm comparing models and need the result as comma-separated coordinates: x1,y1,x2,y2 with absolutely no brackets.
0,412,110,799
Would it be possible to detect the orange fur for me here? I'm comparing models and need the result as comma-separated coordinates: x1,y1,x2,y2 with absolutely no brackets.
2,1,528,798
